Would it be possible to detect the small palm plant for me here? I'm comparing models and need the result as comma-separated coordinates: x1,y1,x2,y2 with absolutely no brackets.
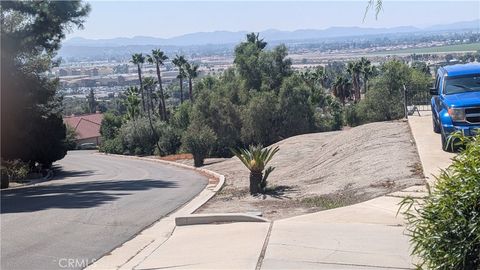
231,145,279,195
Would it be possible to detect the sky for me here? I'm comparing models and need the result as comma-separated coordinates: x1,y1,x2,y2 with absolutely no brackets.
68,0,480,39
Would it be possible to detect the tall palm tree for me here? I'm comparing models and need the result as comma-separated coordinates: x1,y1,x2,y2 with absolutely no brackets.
142,77,162,155
131,53,146,111
147,49,168,120
172,55,187,104
184,62,199,102
332,76,351,105
347,61,362,102
359,57,373,93
143,76,157,114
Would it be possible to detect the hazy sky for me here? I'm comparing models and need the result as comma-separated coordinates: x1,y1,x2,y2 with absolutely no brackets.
69,0,480,39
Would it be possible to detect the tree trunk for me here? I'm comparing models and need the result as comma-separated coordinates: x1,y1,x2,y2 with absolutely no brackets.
188,78,193,102
179,77,184,104
137,64,145,111
193,154,203,167
249,171,263,195
156,62,167,121
1,173,9,189
146,102,162,156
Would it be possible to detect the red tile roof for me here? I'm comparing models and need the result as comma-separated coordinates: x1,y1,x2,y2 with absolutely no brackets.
64,113,104,140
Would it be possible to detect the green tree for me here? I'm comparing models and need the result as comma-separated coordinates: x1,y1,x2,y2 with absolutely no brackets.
147,49,168,120
332,76,351,105
241,92,279,146
347,61,362,101
172,55,187,104
131,53,146,111
234,33,267,90
123,86,141,121
182,123,217,167
184,62,199,102
87,88,97,113
1,0,90,166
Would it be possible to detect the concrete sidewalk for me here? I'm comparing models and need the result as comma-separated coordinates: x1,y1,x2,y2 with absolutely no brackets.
91,114,454,270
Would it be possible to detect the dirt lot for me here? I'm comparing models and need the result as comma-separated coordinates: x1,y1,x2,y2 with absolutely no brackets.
183,120,425,220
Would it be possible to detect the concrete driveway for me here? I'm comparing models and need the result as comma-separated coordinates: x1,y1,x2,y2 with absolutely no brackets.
1,151,207,270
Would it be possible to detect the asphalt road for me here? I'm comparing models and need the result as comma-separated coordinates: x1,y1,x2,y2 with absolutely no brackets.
1,151,207,270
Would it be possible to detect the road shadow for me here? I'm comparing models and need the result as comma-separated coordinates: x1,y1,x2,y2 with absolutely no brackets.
0,179,178,214
52,165,96,180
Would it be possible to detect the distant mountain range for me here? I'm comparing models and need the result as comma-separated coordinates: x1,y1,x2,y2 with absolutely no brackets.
65,19,479,47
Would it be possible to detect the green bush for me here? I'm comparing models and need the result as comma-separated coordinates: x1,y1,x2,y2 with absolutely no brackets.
100,112,123,140
64,125,78,150
1,159,30,188
99,137,123,154
182,123,217,167
155,125,181,156
241,91,279,146
400,133,480,269
117,116,160,156
344,103,362,127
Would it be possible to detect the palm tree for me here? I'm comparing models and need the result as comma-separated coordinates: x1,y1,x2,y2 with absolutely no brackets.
184,62,199,102
246,32,267,50
332,76,351,105
147,49,168,120
172,55,187,104
312,66,327,88
359,57,373,93
143,76,157,114
231,145,279,195
142,77,162,155
347,61,362,102
131,53,146,111
123,86,141,121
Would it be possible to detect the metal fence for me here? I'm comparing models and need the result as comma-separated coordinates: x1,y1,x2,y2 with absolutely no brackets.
404,86,431,117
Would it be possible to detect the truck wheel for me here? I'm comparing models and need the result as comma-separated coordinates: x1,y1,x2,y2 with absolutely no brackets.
441,129,455,152
432,116,441,134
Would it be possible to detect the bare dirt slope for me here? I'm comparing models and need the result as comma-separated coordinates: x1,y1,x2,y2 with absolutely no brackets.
197,120,425,220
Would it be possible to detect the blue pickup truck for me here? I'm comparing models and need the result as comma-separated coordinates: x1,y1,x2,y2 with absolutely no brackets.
430,63,480,151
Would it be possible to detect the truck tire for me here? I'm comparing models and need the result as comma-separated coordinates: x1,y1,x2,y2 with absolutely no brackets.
441,129,456,152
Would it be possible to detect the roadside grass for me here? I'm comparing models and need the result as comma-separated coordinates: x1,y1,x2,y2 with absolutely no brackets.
300,191,358,210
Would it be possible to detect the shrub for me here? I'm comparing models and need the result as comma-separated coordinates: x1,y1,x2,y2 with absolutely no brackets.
171,101,192,132
191,91,241,157
155,125,181,156
117,116,160,155
1,159,30,188
241,91,279,146
100,112,123,140
64,125,78,150
182,123,217,167
344,103,362,127
277,76,315,138
399,133,480,269
99,137,123,154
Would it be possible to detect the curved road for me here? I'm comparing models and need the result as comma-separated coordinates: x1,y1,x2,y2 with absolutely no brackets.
1,151,207,270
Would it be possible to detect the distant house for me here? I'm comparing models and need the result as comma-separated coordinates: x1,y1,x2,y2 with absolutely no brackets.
63,113,104,146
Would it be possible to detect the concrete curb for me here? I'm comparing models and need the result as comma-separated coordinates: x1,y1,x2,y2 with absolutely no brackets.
176,213,269,226
96,152,225,198
87,153,227,270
